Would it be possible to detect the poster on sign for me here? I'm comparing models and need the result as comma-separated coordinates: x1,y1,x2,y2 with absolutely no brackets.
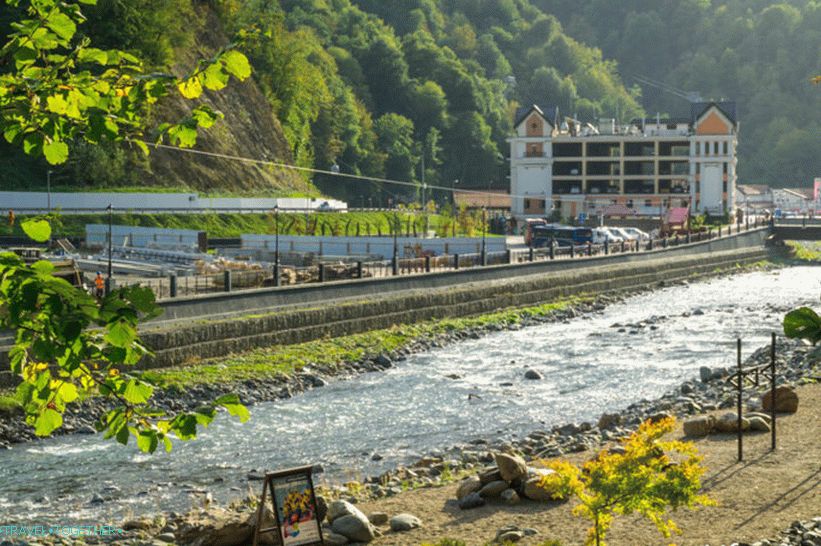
266,468,323,546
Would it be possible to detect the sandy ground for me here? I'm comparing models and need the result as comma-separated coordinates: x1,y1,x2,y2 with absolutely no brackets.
355,382,821,546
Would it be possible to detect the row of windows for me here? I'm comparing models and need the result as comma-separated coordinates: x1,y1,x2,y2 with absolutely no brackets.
522,198,693,210
695,141,729,156
550,180,691,195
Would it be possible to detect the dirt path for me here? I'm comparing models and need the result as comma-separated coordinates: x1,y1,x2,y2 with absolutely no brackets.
355,382,821,545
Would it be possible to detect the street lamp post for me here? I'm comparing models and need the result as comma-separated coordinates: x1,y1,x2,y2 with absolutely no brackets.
106,204,113,295
482,207,487,266
46,170,52,213
392,211,399,276
274,206,280,287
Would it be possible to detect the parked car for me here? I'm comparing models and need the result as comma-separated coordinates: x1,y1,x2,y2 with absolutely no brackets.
591,228,622,244
607,227,635,241
621,227,650,241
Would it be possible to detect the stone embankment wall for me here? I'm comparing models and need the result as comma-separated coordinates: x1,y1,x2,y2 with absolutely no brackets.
137,245,770,372
0,229,771,386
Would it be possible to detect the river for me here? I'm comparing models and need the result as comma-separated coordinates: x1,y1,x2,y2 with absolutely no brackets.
0,266,817,525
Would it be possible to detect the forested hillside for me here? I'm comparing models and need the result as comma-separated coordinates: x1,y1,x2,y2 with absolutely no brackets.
2,0,817,196
536,0,821,187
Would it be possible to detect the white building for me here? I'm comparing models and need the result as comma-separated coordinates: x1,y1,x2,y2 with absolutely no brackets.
508,102,739,225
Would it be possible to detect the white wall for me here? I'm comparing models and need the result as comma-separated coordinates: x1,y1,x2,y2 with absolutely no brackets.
0,192,347,213
242,235,506,259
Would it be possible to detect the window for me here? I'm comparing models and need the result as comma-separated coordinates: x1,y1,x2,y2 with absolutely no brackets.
626,199,634,208
524,199,531,209
723,141,728,155
723,163,728,174
723,181,727,192
644,199,652,207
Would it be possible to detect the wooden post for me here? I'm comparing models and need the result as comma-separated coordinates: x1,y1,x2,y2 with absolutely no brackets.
771,332,777,451
737,338,743,462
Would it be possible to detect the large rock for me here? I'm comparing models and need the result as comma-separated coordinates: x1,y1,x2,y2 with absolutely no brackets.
322,531,349,545
328,501,375,543
762,386,799,413
494,453,527,482
174,508,257,546
458,492,486,510
500,489,520,505
389,514,422,532
327,500,360,523
699,366,714,383
713,412,750,433
331,514,376,543
683,416,714,437
524,369,543,380
456,476,482,500
478,467,503,485
479,480,509,498
747,415,771,432
367,512,389,526
597,412,622,430
521,468,561,502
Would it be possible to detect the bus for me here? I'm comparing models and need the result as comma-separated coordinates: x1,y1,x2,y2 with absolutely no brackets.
531,226,593,248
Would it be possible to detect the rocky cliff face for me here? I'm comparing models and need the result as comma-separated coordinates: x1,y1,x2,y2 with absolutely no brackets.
144,8,312,195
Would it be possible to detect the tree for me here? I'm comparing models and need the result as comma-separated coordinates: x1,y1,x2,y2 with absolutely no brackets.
0,0,252,166
540,417,713,546
0,0,252,451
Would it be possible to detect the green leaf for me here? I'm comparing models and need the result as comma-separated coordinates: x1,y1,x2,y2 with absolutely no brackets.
221,50,252,80
77,47,108,65
202,63,229,91
46,94,68,115
167,124,198,148
107,319,136,348
43,140,69,165
178,76,203,99
116,424,130,445
171,414,198,440
21,219,52,242
123,379,153,405
216,394,250,423
34,408,63,436
31,260,55,274
137,430,159,453
56,382,78,404
784,307,821,344
45,12,77,42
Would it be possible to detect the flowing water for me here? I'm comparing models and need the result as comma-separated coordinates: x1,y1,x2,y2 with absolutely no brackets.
1,266,818,525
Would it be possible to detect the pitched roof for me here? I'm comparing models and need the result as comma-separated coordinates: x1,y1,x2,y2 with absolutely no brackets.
666,207,690,225
691,101,737,125
514,105,558,128
737,184,772,196
783,188,813,200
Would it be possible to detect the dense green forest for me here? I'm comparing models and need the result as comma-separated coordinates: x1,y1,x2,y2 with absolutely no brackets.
536,0,821,187
1,0,818,198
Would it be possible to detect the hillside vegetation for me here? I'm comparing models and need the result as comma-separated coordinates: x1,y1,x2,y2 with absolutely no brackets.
2,0,818,195
537,0,821,187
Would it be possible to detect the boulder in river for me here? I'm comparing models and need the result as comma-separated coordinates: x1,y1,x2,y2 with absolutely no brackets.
524,369,543,380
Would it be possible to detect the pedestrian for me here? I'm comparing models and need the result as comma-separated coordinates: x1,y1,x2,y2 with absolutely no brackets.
8,209,14,227
94,271,105,298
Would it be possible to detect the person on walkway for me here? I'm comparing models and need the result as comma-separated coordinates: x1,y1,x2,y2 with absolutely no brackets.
94,272,105,298
7,209,14,227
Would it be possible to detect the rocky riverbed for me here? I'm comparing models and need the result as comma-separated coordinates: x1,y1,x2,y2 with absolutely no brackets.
0,262,788,449
3,311,820,545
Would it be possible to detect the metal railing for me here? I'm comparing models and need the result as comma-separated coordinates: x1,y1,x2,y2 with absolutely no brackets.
107,218,765,300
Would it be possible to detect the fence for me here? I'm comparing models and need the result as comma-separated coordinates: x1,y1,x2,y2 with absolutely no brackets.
109,219,765,301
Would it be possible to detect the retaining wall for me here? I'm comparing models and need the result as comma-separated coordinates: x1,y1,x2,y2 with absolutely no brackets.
158,227,769,321
134,245,770,373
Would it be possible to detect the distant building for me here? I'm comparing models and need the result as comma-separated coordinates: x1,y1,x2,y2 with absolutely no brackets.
736,184,773,212
507,102,739,225
773,188,815,213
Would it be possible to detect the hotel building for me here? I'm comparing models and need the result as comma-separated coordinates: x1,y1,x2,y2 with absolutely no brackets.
508,102,738,224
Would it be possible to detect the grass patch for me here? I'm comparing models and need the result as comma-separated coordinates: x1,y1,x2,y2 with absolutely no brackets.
785,241,821,262
0,394,22,415
143,297,586,390
0,211,478,239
